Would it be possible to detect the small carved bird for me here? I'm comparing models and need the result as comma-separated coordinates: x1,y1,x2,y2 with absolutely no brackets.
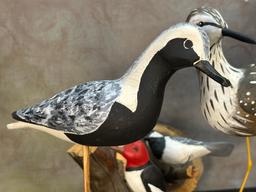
113,140,166,192
145,131,234,165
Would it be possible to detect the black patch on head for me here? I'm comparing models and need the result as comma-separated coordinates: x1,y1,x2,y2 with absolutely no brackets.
145,137,165,160
158,38,200,69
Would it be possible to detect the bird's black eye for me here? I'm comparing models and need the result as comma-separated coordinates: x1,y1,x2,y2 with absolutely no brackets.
183,39,193,49
197,21,204,27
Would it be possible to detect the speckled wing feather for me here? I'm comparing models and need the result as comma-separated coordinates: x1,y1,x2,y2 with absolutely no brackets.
232,65,256,135
14,80,121,135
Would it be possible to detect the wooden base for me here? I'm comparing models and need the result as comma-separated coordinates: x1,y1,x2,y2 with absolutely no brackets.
67,123,204,192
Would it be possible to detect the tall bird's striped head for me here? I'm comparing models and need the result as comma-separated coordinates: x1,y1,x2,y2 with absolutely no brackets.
187,7,256,46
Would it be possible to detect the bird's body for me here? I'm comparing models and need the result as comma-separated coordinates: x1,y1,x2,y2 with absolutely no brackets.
187,7,256,191
188,7,256,136
117,140,166,192
8,23,230,146
11,43,177,146
199,43,247,135
146,131,234,165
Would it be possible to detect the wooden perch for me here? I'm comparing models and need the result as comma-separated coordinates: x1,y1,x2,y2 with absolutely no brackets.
67,123,203,192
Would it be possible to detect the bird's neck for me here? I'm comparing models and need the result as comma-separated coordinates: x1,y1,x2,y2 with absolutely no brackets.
210,42,242,75
121,42,177,88
199,42,243,90
117,47,176,112
199,42,244,132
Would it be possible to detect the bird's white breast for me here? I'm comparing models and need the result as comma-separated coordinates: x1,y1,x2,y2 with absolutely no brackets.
125,170,147,192
125,169,163,192
200,45,245,134
162,138,210,164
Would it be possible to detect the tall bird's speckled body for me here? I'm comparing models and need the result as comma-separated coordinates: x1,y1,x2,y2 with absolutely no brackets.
188,7,256,136
187,7,256,191
8,23,230,146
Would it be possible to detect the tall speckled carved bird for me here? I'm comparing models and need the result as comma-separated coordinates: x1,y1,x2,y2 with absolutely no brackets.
145,131,234,165
113,140,166,192
187,7,256,191
7,23,230,146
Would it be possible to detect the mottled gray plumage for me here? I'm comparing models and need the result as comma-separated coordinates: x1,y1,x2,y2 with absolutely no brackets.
15,80,121,135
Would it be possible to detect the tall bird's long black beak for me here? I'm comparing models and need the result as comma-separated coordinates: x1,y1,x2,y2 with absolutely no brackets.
222,28,256,44
195,60,231,87
199,22,256,44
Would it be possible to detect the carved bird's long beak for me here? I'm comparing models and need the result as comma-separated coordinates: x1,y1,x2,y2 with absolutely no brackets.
222,28,256,44
194,60,231,87
200,22,256,44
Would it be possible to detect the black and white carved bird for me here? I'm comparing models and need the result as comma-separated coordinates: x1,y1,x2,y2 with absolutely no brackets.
7,23,230,146
113,140,166,192
145,131,234,165
187,7,256,191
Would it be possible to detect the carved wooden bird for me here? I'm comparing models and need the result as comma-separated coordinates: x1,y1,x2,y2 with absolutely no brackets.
145,131,234,165
113,140,166,192
187,7,256,191
7,23,230,146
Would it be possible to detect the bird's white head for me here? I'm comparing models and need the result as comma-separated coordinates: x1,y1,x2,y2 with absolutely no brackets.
187,7,256,46
186,7,227,46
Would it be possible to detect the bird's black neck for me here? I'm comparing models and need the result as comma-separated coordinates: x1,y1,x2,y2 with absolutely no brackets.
136,53,177,106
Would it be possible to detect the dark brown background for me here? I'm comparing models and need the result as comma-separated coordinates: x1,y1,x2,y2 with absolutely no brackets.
0,0,255,191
